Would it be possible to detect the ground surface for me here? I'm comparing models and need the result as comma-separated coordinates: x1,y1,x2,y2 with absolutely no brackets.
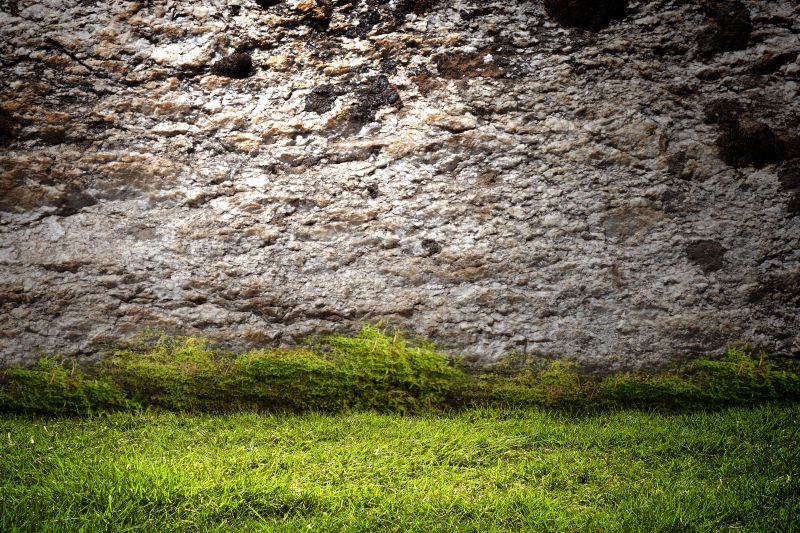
2,405,798,531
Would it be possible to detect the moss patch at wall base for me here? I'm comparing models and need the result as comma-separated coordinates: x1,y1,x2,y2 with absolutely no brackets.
1,327,798,416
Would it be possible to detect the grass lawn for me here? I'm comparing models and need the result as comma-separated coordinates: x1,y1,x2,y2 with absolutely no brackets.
1,404,798,532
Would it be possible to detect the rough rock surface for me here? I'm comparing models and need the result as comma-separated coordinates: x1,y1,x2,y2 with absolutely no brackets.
1,0,799,370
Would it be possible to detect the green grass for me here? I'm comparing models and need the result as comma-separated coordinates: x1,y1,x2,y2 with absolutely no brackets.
1,405,798,532
2,326,799,530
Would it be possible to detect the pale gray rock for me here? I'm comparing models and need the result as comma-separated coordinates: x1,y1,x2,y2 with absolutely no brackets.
0,0,798,370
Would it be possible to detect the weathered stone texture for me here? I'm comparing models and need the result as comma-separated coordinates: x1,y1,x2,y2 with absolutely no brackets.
1,0,798,369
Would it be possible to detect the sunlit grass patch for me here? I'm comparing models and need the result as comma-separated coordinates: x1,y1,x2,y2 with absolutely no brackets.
1,405,797,531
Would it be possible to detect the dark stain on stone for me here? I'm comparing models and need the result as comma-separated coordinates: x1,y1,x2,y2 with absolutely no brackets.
435,50,505,79
704,99,794,168
394,0,438,21
777,161,800,216
2,1,20,15
543,0,628,31
717,120,786,168
778,165,800,191
697,0,752,58
366,183,379,198
304,0,333,31
255,0,282,8
704,98,742,126
685,239,725,273
651,38,689,57
345,7,382,38
380,58,397,74
0,109,17,142
54,187,97,216
305,84,338,113
748,270,800,304
787,194,800,216
666,151,687,177
422,238,442,256
347,75,401,124
211,52,254,78
41,260,88,273
660,189,685,214
476,171,498,186
750,51,798,75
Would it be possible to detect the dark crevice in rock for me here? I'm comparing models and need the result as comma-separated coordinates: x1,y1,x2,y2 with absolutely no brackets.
393,0,438,21
666,151,688,177
0,108,18,142
211,52,254,78
704,99,744,126
269,0,334,32
53,188,98,217
1,0,20,15
716,120,787,168
380,57,397,74
40,261,90,273
44,37,95,73
544,0,628,31
306,0,334,31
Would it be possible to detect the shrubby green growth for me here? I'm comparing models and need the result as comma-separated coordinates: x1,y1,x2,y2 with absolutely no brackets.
0,357,132,415
1,327,798,415
101,325,464,413
479,346,800,411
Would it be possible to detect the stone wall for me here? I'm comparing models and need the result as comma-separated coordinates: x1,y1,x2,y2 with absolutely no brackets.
1,0,798,370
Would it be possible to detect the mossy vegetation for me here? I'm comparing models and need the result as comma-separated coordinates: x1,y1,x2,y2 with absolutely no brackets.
1,325,798,416
477,345,800,411
0,357,133,416
100,325,463,414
